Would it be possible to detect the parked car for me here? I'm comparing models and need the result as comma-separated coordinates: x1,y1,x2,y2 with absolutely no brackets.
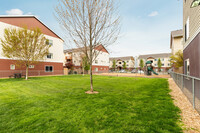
131,69,138,73
137,70,144,74
119,69,126,73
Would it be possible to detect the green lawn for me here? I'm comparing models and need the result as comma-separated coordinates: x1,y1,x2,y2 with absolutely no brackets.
0,75,182,133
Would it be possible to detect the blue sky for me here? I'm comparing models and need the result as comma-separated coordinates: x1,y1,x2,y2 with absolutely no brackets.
0,0,183,57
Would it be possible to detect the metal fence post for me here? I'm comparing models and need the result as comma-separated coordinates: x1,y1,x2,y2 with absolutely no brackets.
192,78,195,109
182,75,184,90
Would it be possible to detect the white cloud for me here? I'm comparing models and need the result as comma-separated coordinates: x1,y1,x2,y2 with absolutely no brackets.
6,9,24,15
5,9,33,16
148,11,158,17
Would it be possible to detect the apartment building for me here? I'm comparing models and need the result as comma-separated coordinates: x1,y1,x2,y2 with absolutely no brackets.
170,29,183,55
64,45,109,73
183,0,200,77
170,29,184,73
109,56,135,70
137,53,171,72
0,15,64,77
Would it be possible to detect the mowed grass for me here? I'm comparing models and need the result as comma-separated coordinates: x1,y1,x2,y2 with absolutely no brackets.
0,75,182,133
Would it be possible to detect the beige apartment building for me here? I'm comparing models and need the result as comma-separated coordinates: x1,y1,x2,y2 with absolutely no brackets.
170,29,183,55
64,45,110,73
109,56,135,70
137,53,171,72
170,29,184,73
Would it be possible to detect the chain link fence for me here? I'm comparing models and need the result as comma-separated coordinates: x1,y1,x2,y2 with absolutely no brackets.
170,72,200,114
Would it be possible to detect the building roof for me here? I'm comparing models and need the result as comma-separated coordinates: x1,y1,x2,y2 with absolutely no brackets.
138,53,171,60
170,29,183,48
171,29,183,38
110,56,134,61
0,15,63,41
64,44,109,54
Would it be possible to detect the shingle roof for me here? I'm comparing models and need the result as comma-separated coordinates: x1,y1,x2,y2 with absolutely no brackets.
171,29,183,38
109,56,134,61
138,53,171,60
0,15,63,41
64,44,109,54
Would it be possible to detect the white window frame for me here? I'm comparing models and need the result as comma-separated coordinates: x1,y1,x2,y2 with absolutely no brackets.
185,59,190,75
46,39,53,46
185,17,190,41
10,64,15,70
47,53,53,59
45,66,54,72
29,65,35,69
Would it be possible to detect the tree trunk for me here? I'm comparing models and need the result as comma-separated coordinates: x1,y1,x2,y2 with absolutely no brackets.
90,65,93,92
25,65,29,80
82,65,84,76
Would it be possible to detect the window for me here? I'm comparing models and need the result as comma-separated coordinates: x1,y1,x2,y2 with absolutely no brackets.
154,59,157,61
154,64,157,66
95,68,98,72
185,17,189,41
168,63,170,66
162,58,164,61
29,65,34,68
95,60,98,64
46,39,53,46
185,59,190,75
47,53,53,59
127,61,129,63
162,64,164,66
45,66,53,72
10,64,15,70
191,0,200,8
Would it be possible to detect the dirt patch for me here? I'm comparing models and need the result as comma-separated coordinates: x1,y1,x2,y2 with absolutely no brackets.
85,91,99,94
168,78,200,133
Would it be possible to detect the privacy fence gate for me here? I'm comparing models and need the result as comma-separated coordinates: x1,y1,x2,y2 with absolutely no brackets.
170,72,200,114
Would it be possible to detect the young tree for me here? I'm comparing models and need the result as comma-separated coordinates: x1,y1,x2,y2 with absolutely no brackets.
112,60,116,71
157,58,162,72
139,59,144,70
123,61,127,70
170,50,183,68
55,0,120,93
1,27,50,80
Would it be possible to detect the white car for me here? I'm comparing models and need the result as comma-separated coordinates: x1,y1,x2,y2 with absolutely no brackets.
138,70,144,74
119,70,126,73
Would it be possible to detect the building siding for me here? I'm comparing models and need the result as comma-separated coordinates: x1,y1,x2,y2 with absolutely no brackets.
183,0,200,48
183,32,200,77
0,59,63,77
